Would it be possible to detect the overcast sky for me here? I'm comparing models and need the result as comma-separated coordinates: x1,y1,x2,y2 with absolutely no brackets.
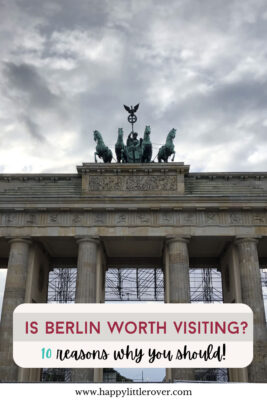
1,0,267,382
0,0,267,173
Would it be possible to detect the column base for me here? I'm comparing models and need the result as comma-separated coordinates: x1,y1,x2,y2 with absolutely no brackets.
0,351,18,382
171,368,195,382
248,340,267,383
71,368,94,382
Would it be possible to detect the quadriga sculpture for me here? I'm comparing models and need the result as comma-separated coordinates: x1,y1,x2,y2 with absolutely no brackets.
115,128,126,163
93,126,176,163
158,128,176,163
93,130,113,163
141,125,152,163
114,126,152,163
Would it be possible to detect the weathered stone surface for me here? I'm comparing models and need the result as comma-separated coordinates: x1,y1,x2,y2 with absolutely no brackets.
75,236,99,303
1,168,267,202
0,163,266,383
88,175,177,191
235,238,267,383
166,236,195,382
0,210,267,228
71,236,100,383
78,162,188,195
0,238,31,382
185,173,267,196
167,237,191,303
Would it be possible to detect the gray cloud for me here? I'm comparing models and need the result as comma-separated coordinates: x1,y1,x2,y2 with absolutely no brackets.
4,62,59,110
21,115,45,142
0,0,267,172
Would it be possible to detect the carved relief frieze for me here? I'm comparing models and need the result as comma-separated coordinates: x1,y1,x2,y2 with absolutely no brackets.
88,176,123,191
93,212,107,225
159,212,175,225
26,213,37,225
88,175,177,191
135,211,152,225
181,212,197,225
126,176,177,191
115,212,128,225
229,212,243,225
205,212,220,225
0,210,266,228
251,212,266,225
5,213,18,225
49,214,58,224
72,213,83,225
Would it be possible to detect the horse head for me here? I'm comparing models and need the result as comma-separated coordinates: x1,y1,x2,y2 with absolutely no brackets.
93,130,102,142
118,127,123,139
167,128,176,141
143,125,151,140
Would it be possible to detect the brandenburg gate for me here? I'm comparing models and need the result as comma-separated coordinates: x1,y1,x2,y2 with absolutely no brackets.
0,109,266,383
0,162,266,382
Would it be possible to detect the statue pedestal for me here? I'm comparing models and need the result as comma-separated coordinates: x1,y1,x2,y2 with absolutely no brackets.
77,163,190,196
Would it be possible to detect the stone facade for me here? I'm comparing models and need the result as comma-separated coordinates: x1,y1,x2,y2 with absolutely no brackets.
0,163,266,382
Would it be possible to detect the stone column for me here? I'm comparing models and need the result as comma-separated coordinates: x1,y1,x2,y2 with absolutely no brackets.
166,236,194,382
18,243,50,382
71,236,99,383
94,243,105,382
235,237,267,383
220,244,248,382
0,238,31,382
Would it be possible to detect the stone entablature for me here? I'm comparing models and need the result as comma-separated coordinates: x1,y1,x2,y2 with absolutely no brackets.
0,174,81,200
0,165,267,205
0,209,266,228
186,172,267,196
77,162,189,195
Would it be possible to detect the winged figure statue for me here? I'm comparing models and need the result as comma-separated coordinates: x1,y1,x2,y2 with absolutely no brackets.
123,104,139,114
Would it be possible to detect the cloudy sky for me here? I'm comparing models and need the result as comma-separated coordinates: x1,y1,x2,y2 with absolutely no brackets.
1,0,267,382
0,0,267,173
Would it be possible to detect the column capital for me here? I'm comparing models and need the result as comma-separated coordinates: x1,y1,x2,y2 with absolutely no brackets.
7,237,32,246
166,235,191,245
75,235,100,246
234,236,261,246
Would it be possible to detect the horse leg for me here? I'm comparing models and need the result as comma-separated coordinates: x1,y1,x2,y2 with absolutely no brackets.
148,147,152,163
123,148,128,163
164,149,168,162
94,152,98,163
108,150,112,163
171,151,176,162
120,148,125,163
158,148,162,163
141,150,145,163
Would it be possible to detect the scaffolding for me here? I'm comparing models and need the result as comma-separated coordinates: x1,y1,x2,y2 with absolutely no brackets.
105,266,227,382
190,268,223,303
47,268,77,303
105,267,164,301
190,268,227,382
42,267,77,382
43,266,230,382
260,268,267,301
105,267,223,303
260,269,267,322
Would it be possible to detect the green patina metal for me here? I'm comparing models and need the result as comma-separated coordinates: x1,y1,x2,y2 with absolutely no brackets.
158,128,176,163
93,105,176,163
116,125,152,163
93,130,113,163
